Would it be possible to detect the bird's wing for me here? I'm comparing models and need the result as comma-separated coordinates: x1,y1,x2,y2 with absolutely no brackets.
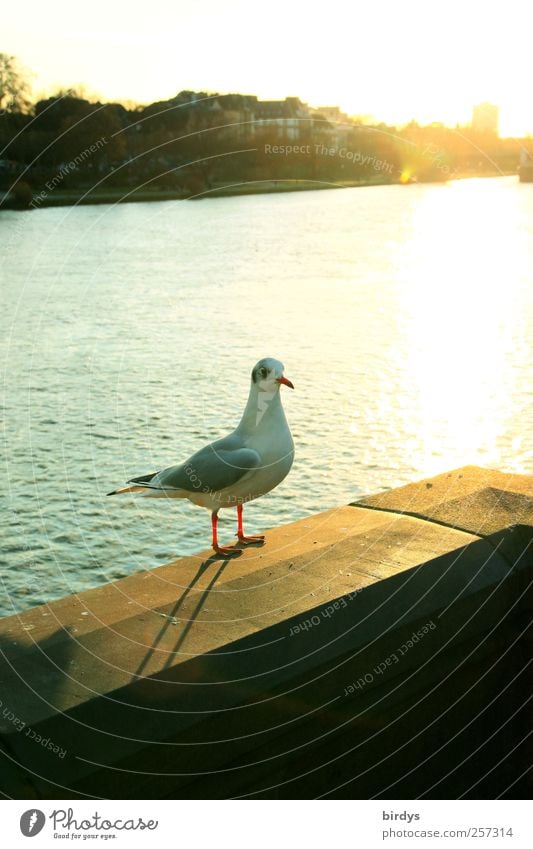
150,440,261,493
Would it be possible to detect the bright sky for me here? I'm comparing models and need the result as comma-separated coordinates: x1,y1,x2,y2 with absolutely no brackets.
3,0,532,136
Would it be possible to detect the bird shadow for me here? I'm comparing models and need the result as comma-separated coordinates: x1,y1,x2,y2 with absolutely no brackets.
132,552,234,680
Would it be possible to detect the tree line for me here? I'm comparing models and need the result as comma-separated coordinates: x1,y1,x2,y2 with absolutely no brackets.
0,54,523,208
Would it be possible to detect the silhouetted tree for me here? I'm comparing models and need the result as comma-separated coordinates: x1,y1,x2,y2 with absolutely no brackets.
0,54,31,113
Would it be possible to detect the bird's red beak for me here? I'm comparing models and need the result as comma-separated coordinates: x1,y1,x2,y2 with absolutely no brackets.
277,375,294,389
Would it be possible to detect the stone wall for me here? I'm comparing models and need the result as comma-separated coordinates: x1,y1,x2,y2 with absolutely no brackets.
0,466,530,799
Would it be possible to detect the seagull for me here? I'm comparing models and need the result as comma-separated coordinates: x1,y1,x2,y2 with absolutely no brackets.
107,357,295,557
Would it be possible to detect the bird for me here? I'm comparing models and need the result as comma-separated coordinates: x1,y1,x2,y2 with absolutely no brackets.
107,357,295,557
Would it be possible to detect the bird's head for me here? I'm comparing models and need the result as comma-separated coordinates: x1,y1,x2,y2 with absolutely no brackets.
251,358,294,393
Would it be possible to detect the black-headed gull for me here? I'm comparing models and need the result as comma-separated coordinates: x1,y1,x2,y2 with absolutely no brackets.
107,357,295,557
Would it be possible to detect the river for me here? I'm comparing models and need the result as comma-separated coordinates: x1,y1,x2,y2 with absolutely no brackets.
1,176,532,614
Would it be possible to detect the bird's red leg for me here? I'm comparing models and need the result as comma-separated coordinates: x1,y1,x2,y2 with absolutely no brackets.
212,511,242,557
236,502,265,545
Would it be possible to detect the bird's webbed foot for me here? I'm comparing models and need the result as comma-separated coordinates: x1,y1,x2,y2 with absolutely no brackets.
236,533,266,546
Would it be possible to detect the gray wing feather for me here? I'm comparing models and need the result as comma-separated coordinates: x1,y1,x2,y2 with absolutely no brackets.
152,437,260,493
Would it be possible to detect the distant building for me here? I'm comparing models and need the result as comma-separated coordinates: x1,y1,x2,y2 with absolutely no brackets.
314,106,351,126
310,106,355,146
251,96,311,139
169,92,353,143
471,102,499,135
177,94,313,140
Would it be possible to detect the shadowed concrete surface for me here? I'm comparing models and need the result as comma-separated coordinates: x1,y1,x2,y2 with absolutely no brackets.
0,466,531,799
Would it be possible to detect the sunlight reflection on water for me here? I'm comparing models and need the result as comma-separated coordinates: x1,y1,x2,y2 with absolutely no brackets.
397,178,532,475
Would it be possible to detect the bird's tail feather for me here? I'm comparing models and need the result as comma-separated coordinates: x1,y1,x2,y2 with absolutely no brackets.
106,485,150,496
107,471,158,496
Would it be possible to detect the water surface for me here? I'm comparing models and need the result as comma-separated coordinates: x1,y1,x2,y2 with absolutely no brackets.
1,177,532,615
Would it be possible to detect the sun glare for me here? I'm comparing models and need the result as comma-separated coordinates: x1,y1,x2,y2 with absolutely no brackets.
399,179,528,475
1,0,531,134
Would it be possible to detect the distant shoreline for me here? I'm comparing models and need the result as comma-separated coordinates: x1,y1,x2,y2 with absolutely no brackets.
1,171,518,211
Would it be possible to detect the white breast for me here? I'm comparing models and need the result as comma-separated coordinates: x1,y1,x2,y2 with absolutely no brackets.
217,390,294,508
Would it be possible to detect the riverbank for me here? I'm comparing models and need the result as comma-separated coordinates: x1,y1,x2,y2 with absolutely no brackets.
0,170,518,210
1,176,390,210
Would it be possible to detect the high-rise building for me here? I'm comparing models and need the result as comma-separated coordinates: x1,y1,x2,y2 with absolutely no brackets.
472,102,499,135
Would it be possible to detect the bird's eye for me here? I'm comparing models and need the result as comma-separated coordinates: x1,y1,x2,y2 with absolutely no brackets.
259,367,268,379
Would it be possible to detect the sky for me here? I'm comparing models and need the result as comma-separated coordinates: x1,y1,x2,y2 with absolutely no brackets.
3,0,532,136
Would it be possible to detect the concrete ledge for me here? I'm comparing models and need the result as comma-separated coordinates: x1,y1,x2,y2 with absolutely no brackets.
0,466,531,799
357,464,533,539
